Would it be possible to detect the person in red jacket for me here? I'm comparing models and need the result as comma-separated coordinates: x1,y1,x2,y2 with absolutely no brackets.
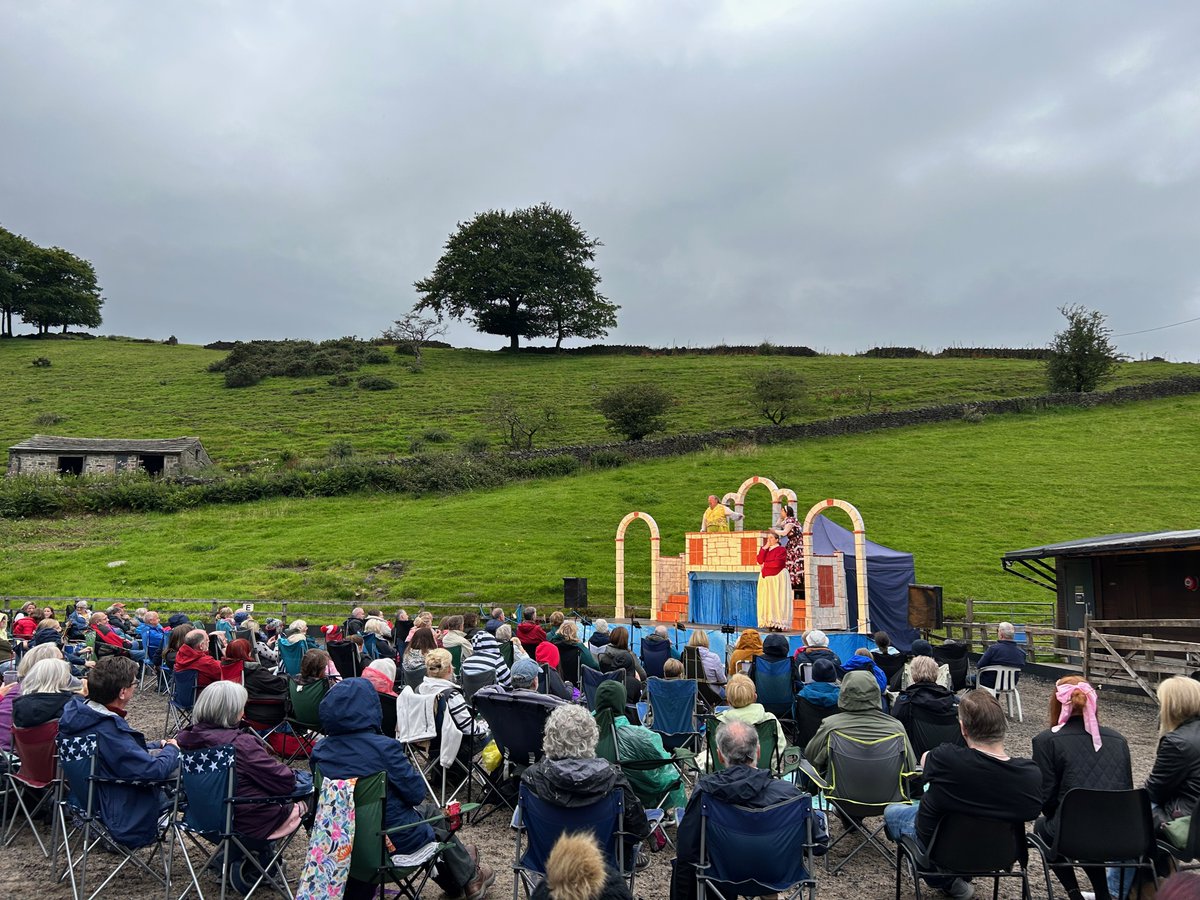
516,607,548,656
756,530,790,630
90,612,147,663
174,629,223,691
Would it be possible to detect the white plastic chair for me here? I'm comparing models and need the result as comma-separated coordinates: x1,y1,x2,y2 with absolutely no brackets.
978,665,1023,722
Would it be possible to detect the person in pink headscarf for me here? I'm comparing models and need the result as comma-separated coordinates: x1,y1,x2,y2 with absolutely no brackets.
1031,675,1132,900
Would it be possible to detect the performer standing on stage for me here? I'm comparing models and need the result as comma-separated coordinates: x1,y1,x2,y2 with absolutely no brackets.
771,504,804,592
700,494,730,532
756,531,791,630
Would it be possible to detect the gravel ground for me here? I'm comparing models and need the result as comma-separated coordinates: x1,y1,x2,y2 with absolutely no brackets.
0,673,1164,899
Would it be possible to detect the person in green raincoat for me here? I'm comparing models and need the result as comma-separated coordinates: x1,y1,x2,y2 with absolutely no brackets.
592,679,687,812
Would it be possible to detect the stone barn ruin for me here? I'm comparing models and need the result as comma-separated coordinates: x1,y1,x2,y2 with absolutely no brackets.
6,435,213,477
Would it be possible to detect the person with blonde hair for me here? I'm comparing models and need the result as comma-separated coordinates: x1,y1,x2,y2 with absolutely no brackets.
1147,676,1200,829
419,648,489,748
718,673,787,754
686,630,727,691
1032,675,1132,900
531,832,634,900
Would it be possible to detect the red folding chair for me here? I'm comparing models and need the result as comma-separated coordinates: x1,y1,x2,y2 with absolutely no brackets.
3,720,61,858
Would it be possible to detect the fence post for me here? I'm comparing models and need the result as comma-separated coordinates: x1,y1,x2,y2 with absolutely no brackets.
1082,611,1090,682
281,599,288,621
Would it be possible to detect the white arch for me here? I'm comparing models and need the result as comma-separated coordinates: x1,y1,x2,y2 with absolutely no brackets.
802,498,870,633
615,511,660,620
734,475,782,529
773,488,798,516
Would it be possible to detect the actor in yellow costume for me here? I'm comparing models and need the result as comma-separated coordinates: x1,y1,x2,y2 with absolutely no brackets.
700,495,729,532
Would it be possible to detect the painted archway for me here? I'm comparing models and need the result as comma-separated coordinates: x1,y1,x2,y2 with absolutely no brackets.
734,475,782,530
802,498,870,633
615,511,660,620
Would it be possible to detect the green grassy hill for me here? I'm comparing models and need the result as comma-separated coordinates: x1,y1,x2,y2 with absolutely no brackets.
2,393,1196,616
0,337,1189,467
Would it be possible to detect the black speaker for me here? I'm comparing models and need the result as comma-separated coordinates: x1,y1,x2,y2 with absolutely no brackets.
563,577,588,607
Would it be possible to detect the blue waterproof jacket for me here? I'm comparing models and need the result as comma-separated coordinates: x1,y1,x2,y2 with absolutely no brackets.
797,681,840,709
57,696,179,848
309,678,433,852
841,653,888,694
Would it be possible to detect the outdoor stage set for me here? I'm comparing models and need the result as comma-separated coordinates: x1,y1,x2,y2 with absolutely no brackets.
605,475,924,661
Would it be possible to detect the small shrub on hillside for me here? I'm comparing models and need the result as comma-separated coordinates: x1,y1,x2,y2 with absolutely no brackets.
291,387,318,396
463,435,491,455
277,449,299,468
747,367,807,425
31,357,51,368
402,360,424,374
328,439,354,460
358,375,397,391
165,335,178,345
224,365,262,388
422,429,452,444
408,437,426,454
508,454,581,478
961,404,986,424
25,397,42,404
595,383,675,441
33,412,65,426
327,374,352,387
589,450,627,469
1046,304,1122,393
365,350,391,365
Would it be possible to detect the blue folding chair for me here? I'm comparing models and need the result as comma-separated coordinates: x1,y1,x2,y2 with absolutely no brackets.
512,782,636,898
171,744,311,900
753,655,797,727
641,640,672,678
646,677,701,753
363,633,380,661
692,792,818,899
140,628,169,690
164,667,199,739
56,733,173,900
581,666,622,710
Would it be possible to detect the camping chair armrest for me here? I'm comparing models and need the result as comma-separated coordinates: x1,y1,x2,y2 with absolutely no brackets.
895,833,930,869
902,769,924,795
230,788,315,806
93,774,176,788
1157,839,1192,863
777,746,803,777
797,758,830,791
381,803,481,835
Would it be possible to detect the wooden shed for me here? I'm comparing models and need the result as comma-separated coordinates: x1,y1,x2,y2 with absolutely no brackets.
1003,530,1200,642
6,435,213,477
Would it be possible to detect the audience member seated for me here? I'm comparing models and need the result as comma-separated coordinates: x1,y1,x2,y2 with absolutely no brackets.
90,611,147,663
1032,675,1132,900
747,632,798,685
403,626,438,678
165,623,192,669
641,625,680,677
484,607,506,635
727,629,762,675
364,658,399,696
310,677,494,900
593,679,686,811
136,610,170,654
685,631,727,697
550,621,598,677
12,606,40,642
883,690,1041,900
841,647,888,695
66,600,91,641
892,655,961,757
420,648,490,752
972,621,1026,689
718,674,787,757
874,630,900,655
33,618,88,665
805,670,916,779
58,656,180,848
297,648,335,685
1147,676,1200,833
793,629,842,670
342,606,367,638
462,629,513,690
532,832,635,900
517,607,548,656
0,614,13,672
175,628,223,691
177,680,311,841
672,720,807,900
279,619,320,657
588,619,611,653
215,606,236,643
224,638,289,723
441,615,473,660
536,642,574,701
663,659,684,680
795,658,841,749
900,639,952,690
11,657,77,727
546,611,566,641
510,658,567,705
599,627,647,704
363,616,397,660
521,704,650,867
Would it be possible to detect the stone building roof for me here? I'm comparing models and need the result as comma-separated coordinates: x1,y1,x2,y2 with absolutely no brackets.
9,435,204,454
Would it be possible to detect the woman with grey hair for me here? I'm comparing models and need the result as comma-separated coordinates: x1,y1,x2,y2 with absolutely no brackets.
176,681,311,841
521,704,651,866
587,618,611,653
12,658,77,728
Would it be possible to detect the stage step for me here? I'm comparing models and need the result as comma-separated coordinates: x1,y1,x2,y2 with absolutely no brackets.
661,593,689,622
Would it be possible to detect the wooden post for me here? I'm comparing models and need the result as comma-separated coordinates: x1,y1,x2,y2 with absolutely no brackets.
1082,611,1090,682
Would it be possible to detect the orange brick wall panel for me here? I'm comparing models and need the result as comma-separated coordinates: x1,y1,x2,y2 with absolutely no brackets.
688,538,705,567
741,537,759,567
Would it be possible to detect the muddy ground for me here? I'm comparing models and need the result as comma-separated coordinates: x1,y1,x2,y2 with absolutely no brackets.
0,674,1165,899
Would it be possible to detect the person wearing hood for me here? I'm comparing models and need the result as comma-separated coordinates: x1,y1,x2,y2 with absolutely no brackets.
899,639,951,691
727,629,763,676
588,619,611,652
461,629,513,690
793,629,842,670
223,639,289,728
804,670,916,778
747,632,798,687
516,607,548,656
174,629,222,691
310,678,494,900
671,720,808,900
841,647,888,696
58,657,180,849
535,642,574,701
717,674,787,756
521,704,650,866
795,658,841,748
891,656,962,758
593,679,686,812
176,681,310,841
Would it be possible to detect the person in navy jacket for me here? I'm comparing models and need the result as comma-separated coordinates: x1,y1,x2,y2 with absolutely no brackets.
58,656,179,848
973,622,1027,689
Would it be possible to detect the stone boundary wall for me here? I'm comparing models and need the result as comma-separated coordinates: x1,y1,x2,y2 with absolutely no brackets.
509,375,1200,464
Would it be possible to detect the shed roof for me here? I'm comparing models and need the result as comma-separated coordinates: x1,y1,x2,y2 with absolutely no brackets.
9,435,204,454
1004,530,1200,561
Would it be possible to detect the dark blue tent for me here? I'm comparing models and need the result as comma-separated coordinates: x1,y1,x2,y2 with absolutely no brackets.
808,516,919,651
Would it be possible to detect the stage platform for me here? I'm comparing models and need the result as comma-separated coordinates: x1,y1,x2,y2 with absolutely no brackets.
573,617,873,661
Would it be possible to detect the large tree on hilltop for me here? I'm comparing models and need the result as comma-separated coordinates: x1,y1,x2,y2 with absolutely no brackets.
0,226,37,338
413,203,617,350
21,246,104,334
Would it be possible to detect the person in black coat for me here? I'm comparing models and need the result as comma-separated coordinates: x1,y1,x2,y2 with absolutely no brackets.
11,658,77,728
892,656,962,758
1147,677,1200,827
1032,676,1132,900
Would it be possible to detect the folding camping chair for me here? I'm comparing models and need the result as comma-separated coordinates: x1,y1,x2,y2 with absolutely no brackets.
645,677,701,753
800,731,918,875
703,715,782,775
407,690,483,808
461,669,496,706
581,666,622,710
171,744,311,900
472,689,557,820
3,720,61,857
56,733,174,900
446,644,463,680
896,813,1033,900
326,640,363,680
284,677,329,765
512,782,639,898
275,639,307,677
682,647,724,712
752,655,798,737
692,793,819,900
164,668,200,739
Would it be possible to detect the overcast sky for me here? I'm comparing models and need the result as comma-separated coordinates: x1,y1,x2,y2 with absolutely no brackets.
3,2,1199,358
